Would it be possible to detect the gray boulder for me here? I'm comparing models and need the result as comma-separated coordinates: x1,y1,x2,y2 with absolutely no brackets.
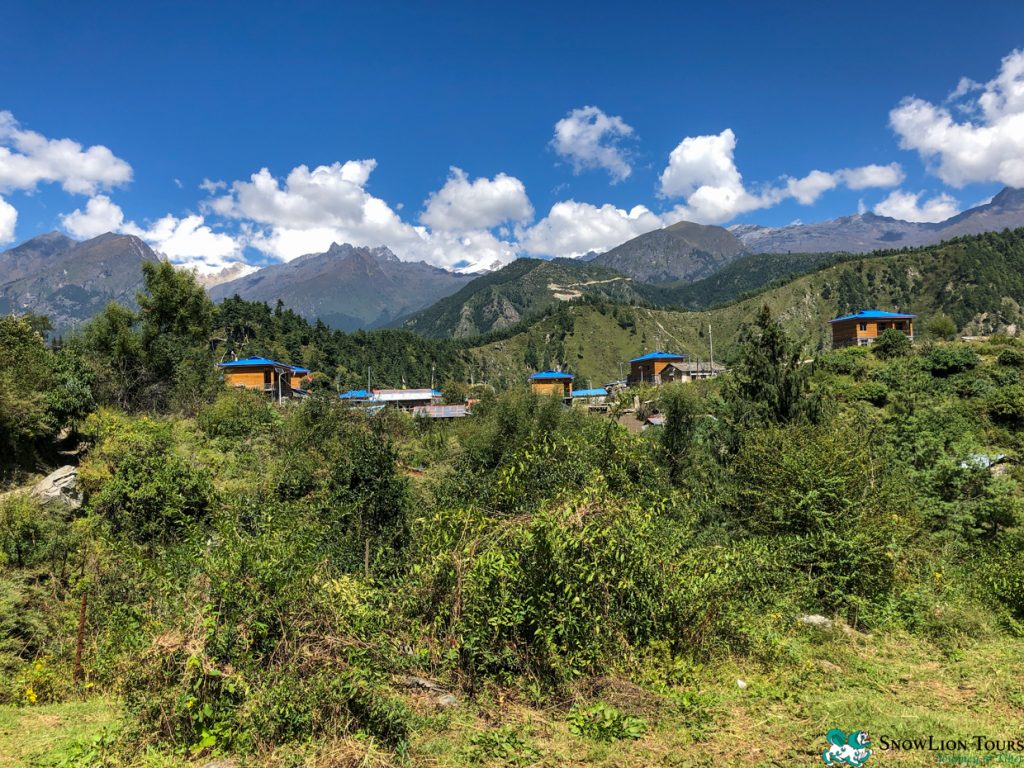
30,465,81,510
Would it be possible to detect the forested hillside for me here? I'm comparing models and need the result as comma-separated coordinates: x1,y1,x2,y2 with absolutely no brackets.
469,229,1024,386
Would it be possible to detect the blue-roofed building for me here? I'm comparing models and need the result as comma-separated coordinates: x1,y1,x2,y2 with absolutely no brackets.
529,370,574,399
217,356,297,401
628,351,689,385
829,309,915,349
571,387,609,411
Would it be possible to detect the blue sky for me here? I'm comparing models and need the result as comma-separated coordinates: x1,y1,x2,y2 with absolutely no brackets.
1,1,1023,274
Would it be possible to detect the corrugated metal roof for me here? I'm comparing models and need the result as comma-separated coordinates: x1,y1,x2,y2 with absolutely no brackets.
218,356,292,369
340,389,371,399
291,366,310,374
829,309,916,324
529,370,574,380
372,389,437,401
571,388,608,397
629,351,689,363
412,404,469,418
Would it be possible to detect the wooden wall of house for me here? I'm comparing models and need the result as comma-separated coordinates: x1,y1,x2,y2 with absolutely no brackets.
225,370,269,389
531,380,571,397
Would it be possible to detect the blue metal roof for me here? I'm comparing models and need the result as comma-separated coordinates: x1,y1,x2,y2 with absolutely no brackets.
291,366,310,374
572,388,608,398
629,351,689,363
340,389,371,399
529,370,574,380
829,309,916,324
218,356,292,369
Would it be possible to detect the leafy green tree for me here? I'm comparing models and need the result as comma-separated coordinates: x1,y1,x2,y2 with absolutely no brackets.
925,313,957,341
872,328,912,359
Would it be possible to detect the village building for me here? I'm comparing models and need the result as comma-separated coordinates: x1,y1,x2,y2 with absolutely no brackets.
218,356,296,401
529,370,573,399
658,360,726,383
291,366,311,390
571,387,609,412
829,310,916,349
339,388,440,410
627,351,689,385
412,403,469,419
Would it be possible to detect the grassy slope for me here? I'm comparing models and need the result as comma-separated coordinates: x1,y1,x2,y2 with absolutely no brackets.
469,232,1024,387
401,258,648,339
7,634,1022,766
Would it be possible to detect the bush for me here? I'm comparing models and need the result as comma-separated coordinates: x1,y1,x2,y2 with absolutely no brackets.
922,346,978,377
986,385,1024,425
197,388,281,439
872,329,912,359
850,380,889,406
0,496,50,569
997,348,1024,368
80,414,213,546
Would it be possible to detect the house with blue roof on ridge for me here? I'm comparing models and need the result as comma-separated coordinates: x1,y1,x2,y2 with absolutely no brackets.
529,370,573,399
218,356,298,402
627,351,689,386
829,309,915,349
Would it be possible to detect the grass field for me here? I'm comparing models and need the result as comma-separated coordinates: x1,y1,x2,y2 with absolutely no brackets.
5,631,1022,767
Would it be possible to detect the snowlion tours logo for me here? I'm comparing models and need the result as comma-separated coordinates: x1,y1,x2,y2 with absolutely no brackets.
822,729,873,766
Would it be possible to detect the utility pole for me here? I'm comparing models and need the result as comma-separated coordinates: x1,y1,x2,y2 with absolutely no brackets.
367,366,371,393
708,324,714,373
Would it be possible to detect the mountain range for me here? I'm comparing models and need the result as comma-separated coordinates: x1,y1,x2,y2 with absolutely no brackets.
208,243,474,331
0,232,159,332
3,187,1024,338
732,187,1024,253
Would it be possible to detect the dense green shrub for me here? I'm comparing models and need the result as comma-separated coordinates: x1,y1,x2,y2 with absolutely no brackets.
922,346,978,376
872,329,912,359
80,413,213,546
197,388,281,439
997,348,1024,368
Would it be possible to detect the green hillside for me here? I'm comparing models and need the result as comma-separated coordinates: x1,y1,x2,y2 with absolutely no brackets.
399,257,649,338
641,249,849,309
469,229,1024,386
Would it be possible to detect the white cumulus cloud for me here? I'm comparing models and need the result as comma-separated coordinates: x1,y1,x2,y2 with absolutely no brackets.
125,214,244,274
0,111,132,195
873,189,960,223
421,167,533,231
208,160,524,270
551,106,635,182
518,201,662,258
59,194,244,275
890,49,1024,187
0,196,16,244
659,128,904,223
60,194,125,238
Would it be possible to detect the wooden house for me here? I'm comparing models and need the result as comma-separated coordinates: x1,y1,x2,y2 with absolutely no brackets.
218,356,294,401
829,310,915,349
291,366,311,390
529,371,573,398
627,351,689,385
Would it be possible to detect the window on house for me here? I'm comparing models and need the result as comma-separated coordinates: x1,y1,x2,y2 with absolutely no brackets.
263,371,272,385
859,322,867,331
